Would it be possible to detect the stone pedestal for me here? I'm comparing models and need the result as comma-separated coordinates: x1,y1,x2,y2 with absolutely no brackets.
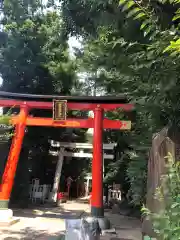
0,209,20,226
84,216,111,231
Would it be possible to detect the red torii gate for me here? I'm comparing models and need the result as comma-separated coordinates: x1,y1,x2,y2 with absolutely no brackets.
0,91,133,227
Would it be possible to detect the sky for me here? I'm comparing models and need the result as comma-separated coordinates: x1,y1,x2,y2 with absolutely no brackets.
68,36,82,57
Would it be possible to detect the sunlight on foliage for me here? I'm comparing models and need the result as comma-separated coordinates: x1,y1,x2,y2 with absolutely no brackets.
142,153,180,239
0,114,11,125
119,0,180,55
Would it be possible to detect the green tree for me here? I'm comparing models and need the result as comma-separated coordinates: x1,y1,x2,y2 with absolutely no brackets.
0,0,80,206
0,0,77,94
142,153,180,239
61,0,180,206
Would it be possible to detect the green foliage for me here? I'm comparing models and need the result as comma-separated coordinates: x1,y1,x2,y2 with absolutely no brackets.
0,114,11,125
0,0,85,204
119,0,157,39
0,0,80,142
142,153,180,240
119,0,180,55
61,0,180,206
0,112,14,141
0,0,77,94
116,0,180,204
126,151,147,205
0,0,79,154
0,0,179,208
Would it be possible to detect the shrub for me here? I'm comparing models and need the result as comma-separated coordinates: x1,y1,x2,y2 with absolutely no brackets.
142,153,180,240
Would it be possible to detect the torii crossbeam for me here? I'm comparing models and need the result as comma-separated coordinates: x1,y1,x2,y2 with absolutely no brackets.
0,91,133,228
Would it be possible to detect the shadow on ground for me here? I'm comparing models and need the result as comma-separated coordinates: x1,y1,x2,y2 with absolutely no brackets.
1,227,65,240
12,206,88,220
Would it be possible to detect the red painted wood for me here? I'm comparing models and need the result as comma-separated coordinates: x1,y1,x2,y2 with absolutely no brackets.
0,105,29,201
0,99,134,111
0,96,133,208
11,116,131,129
91,107,103,214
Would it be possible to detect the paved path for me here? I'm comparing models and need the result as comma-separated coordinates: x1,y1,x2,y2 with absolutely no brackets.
0,201,142,240
103,212,142,240
0,202,88,240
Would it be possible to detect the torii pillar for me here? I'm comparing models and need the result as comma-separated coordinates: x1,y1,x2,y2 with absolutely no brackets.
0,103,28,224
91,106,103,216
91,106,110,229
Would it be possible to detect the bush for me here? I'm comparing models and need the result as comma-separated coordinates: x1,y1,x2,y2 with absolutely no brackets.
142,153,180,240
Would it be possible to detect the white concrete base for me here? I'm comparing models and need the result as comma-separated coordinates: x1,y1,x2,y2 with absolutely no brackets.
0,209,20,226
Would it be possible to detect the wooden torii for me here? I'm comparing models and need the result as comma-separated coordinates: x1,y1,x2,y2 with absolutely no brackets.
0,91,133,227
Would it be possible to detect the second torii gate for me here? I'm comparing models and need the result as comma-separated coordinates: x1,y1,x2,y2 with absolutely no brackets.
0,91,133,228
49,141,116,202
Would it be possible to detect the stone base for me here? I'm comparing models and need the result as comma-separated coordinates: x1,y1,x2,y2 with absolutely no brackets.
0,209,20,226
84,216,111,230
97,217,111,230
